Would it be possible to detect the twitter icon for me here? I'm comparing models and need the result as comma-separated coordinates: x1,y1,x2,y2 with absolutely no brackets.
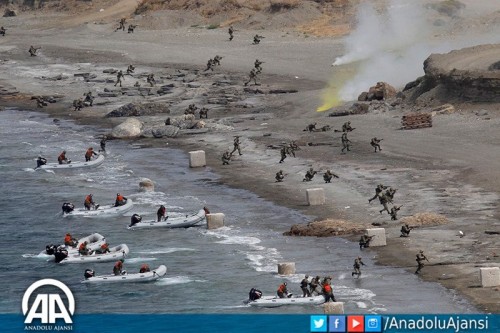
310,315,328,332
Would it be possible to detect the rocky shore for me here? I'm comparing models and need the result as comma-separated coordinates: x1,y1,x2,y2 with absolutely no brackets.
0,10,499,313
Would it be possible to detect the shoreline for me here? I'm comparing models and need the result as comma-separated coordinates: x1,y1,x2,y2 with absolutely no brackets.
1,16,498,313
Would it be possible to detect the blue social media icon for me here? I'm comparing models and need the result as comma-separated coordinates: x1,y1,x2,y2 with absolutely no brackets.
364,315,382,332
328,316,346,332
310,315,328,332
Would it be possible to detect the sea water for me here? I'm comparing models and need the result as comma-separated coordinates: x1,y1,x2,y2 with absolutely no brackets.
0,108,477,314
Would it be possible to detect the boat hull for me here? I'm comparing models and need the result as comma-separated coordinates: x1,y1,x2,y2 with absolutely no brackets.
82,265,167,283
64,199,133,217
59,244,129,264
127,209,206,229
37,154,105,170
247,295,325,308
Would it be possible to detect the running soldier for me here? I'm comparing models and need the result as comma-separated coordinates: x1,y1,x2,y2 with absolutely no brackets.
371,137,382,152
368,184,388,203
244,68,259,86
213,55,223,66
341,132,351,153
204,59,215,72
352,256,365,277
279,146,287,163
415,250,429,274
0,26,6,36
228,26,234,41
342,121,355,132
252,35,264,45
116,18,126,32
114,70,124,87
230,136,242,156
389,205,402,220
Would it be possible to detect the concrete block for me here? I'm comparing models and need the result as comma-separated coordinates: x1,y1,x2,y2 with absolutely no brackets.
306,188,325,206
139,178,154,192
189,150,206,168
366,228,386,247
323,302,344,314
277,262,295,275
480,267,500,287
206,213,224,230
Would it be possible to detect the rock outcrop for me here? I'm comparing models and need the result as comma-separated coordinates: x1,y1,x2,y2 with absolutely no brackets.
358,82,397,101
284,219,366,237
139,178,155,192
110,118,143,138
106,102,170,118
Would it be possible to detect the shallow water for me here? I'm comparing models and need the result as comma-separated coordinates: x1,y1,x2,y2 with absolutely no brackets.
0,108,478,314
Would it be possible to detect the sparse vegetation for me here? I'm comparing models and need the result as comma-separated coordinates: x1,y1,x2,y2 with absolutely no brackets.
269,0,300,13
207,23,220,29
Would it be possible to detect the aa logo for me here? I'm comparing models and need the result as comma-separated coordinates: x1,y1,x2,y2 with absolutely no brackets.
22,279,75,324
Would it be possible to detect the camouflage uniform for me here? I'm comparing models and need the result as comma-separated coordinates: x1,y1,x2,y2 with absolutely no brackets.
342,121,354,132
230,136,242,156
390,205,402,220
73,98,84,111
300,275,310,297
359,234,374,249
307,123,317,132
279,146,287,163
114,70,124,87
126,65,135,75
254,59,264,74
303,168,317,182
116,18,126,32
415,250,428,274
128,24,137,33
244,68,259,86
0,26,6,36
221,151,231,165
400,224,412,237
29,46,40,56
199,107,208,119
204,59,214,72
147,74,156,87
309,276,320,296
213,55,223,66
371,137,382,152
323,170,339,183
228,26,234,41
253,35,264,45
369,184,387,203
275,170,285,182
352,257,365,277
84,91,94,106
341,132,351,152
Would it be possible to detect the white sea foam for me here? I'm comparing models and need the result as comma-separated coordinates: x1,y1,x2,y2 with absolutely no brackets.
356,301,368,309
23,168,36,172
335,285,376,301
125,257,158,263
216,236,261,246
154,276,206,286
136,248,196,255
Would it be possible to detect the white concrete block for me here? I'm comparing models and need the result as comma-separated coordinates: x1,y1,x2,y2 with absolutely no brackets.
206,213,225,229
138,178,154,192
480,267,500,287
323,302,344,314
277,262,296,275
189,150,206,168
306,188,325,206
366,228,387,247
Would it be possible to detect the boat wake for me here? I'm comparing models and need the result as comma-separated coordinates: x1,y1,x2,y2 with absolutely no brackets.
136,248,197,255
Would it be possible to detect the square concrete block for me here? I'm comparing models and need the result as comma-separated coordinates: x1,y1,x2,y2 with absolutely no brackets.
277,262,296,275
189,150,206,168
366,228,387,247
206,213,225,230
323,302,344,314
480,267,500,287
306,188,325,206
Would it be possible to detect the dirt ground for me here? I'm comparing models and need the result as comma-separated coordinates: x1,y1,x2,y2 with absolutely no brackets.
0,4,499,313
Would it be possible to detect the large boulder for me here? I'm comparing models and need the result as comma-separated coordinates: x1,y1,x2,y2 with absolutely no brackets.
139,178,154,192
143,125,180,138
106,102,170,118
110,118,143,138
358,82,397,101
166,114,197,129
284,219,365,237
3,9,16,17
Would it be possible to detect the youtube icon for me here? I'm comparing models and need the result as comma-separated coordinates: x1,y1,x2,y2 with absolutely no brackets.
347,316,364,332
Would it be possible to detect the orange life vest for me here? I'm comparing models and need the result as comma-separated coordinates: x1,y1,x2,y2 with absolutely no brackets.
85,148,93,158
58,152,66,161
114,261,122,269
140,264,150,273
324,284,332,293
64,235,72,244
101,244,108,250
85,195,92,204
278,284,286,293
79,243,86,251
116,194,124,202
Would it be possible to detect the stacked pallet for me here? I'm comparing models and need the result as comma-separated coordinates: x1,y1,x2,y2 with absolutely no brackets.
401,112,432,129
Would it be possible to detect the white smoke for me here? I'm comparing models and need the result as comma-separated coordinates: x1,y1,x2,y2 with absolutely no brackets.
334,0,500,101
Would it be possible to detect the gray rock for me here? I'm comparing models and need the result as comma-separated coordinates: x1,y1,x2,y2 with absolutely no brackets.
74,73,91,77
139,178,155,192
111,118,143,138
149,125,179,138
103,69,118,74
106,102,171,118
98,92,119,98
187,82,201,88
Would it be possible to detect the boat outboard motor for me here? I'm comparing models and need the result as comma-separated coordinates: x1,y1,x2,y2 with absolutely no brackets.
54,248,68,263
62,202,75,214
45,244,58,255
84,269,95,279
129,214,142,227
249,288,262,301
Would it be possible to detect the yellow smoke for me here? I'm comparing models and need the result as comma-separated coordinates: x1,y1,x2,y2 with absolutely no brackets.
316,68,351,112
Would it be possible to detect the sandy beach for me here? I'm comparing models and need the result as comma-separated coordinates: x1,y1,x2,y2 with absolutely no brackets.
0,1,499,313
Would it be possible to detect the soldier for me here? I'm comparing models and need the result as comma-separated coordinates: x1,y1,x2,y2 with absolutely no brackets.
128,24,137,33
300,275,310,297
322,280,336,302
116,18,126,32
286,142,297,158
83,91,94,106
400,223,413,237
244,68,259,86
230,136,242,156
275,170,285,182
323,170,339,183
221,151,231,165
306,123,317,132
0,26,6,36
254,59,264,74
352,256,365,277
359,234,374,249
371,137,382,152
341,132,351,153
73,98,84,111
389,205,402,220
369,184,388,203
303,167,317,182
114,70,124,87
99,138,107,153
415,250,429,274
342,121,355,132
126,64,135,75
228,25,234,41
309,276,320,296
29,45,40,56
378,190,393,215
35,96,46,108
199,107,209,119
204,58,215,72
185,104,198,115
279,146,287,163
134,81,140,87
213,55,223,66
252,34,264,45
146,73,156,87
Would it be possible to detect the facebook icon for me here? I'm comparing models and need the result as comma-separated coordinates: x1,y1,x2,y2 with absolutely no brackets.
328,315,346,332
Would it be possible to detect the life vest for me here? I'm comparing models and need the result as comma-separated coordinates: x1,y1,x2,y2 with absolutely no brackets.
323,284,332,293
114,261,122,269
85,149,93,158
58,153,65,162
101,244,108,250
85,195,92,204
64,235,72,244
140,264,150,273
278,284,286,293
116,194,124,202
79,243,86,251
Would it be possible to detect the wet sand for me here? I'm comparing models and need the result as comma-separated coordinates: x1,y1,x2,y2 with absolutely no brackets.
0,13,499,313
